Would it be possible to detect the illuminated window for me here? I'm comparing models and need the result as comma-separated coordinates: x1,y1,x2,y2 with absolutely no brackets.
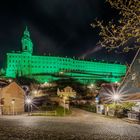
132,73,136,80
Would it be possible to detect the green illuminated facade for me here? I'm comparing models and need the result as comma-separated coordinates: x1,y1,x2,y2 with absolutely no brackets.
6,27,127,83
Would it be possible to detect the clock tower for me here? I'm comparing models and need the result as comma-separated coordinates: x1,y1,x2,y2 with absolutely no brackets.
21,26,33,54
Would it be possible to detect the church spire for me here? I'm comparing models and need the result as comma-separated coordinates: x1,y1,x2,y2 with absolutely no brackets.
21,26,33,54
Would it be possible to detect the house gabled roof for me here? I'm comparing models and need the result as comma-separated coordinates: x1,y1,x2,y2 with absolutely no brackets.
0,82,25,95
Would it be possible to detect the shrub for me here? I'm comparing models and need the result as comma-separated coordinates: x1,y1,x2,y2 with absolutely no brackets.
121,102,136,110
106,102,136,118
77,104,96,113
55,106,71,116
39,105,71,116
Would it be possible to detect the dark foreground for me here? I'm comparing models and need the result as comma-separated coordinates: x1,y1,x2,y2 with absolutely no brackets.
0,109,140,140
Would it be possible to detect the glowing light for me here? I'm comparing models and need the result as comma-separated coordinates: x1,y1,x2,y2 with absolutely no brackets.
24,96,41,116
8,79,12,83
59,71,64,74
26,98,32,104
88,83,95,89
11,99,15,104
112,94,120,101
103,83,129,103
91,84,94,87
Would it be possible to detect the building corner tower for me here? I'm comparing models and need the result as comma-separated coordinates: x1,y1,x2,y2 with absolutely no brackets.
21,26,33,54
6,27,33,78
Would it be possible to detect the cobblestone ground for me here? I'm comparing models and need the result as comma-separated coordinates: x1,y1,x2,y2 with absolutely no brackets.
0,108,140,140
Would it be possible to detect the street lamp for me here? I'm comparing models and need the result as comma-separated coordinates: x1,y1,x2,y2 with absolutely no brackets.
63,97,67,116
26,98,32,104
25,98,32,116
112,94,120,104
11,99,15,115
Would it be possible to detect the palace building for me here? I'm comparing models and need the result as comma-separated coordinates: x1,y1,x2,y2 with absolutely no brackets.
6,27,126,83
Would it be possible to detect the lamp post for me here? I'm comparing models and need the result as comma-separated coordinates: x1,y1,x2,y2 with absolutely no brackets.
112,94,120,116
0,102,1,115
11,99,15,115
112,94,120,104
63,97,67,116
26,98,32,116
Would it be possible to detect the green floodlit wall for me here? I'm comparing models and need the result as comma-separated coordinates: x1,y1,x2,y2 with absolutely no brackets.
5,27,127,84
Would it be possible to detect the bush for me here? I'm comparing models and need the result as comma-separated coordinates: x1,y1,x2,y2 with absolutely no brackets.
107,102,136,111
121,102,136,110
55,106,71,116
106,102,136,118
77,104,96,113
107,103,122,111
39,104,71,116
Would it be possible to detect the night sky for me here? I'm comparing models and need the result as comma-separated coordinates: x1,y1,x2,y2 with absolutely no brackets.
0,0,136,68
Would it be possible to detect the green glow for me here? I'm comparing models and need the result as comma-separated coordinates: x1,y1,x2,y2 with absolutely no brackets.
21,26,33,54
6,28,127,83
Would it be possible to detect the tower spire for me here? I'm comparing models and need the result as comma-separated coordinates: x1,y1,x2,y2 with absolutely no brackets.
23,26,30,37
21,26,33,54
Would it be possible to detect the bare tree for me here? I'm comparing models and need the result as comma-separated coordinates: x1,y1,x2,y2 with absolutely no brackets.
91,0,140,52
